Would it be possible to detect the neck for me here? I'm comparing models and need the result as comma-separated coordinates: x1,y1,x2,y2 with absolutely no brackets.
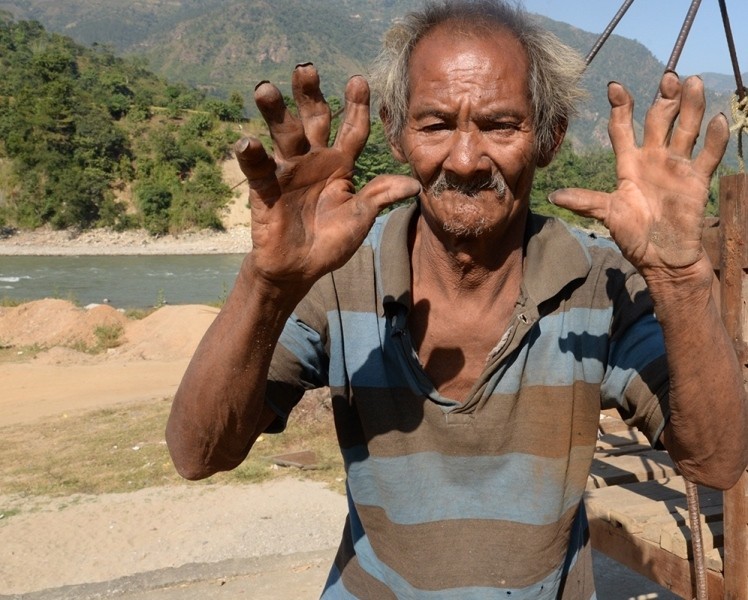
410,209,527,299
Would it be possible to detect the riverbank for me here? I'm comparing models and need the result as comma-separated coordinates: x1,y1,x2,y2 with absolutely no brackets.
0,225,253,256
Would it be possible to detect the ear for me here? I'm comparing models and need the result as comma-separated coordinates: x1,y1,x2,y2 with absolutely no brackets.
537,119,568,168
379,107,407,164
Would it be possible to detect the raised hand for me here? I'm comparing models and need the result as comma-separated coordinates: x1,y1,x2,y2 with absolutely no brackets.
549,72,729,277
237,64,420,289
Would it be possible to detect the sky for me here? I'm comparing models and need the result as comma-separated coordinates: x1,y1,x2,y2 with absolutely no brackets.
522,0,748,77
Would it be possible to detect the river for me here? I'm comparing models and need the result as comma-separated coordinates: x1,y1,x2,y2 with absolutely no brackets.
0,254,245,308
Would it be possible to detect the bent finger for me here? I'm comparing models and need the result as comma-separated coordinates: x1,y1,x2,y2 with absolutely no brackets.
548,188,611,225
359,174,422,214
670,76,705,159
692,113,729,177
607,82,637,156
292,63,331,148
255,81,309,159
333,75,371,161
235,137,281,205
643,72,681,148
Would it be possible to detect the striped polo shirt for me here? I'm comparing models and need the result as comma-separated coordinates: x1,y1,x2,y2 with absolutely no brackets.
265,203,669,599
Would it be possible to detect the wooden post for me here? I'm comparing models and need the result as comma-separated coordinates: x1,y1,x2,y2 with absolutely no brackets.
718,173,748,600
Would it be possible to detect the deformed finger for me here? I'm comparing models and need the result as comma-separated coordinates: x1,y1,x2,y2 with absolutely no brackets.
548,188,611,224
234,137,281,205
669,76,706,159
692,113,729,177
292,63,331,148
254,81,309,159
642,72,681,148
607,82,637,155
358,174,422,214
333,75,371,161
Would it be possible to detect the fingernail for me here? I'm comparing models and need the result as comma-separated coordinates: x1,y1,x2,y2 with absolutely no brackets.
606,81,620,88
295,62,313,69
254,80,270,91
548,192,557,205
234,137,250,154
664,69,679,78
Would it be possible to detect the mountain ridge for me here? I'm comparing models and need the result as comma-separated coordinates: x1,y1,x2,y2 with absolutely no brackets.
0,0,743,161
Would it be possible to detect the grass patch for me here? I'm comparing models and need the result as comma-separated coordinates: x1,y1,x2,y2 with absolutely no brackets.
123,307,157,320
0,343,45,363
66,322,126,354
93,323,124,351
0,296,27,307
0,391,343,502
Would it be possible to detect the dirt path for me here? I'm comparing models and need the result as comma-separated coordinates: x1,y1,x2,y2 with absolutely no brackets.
0,479,347,596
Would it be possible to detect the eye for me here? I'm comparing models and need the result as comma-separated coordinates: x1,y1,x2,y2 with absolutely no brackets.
420,121,450,133
484,121,519,132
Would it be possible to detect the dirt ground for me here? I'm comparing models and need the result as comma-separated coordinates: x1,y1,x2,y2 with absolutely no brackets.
0,299,346,598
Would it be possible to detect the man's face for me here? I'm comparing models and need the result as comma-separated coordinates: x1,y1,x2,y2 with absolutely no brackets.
393,23,539,240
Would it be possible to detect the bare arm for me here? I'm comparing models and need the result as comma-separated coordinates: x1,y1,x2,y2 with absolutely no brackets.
165,65,420,480
551,73,748,489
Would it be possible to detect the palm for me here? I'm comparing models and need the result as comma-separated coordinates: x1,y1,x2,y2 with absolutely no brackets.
236,66,419,286
551,74,728,275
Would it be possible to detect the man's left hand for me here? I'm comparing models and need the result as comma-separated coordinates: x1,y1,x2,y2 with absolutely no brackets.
549,72,729,278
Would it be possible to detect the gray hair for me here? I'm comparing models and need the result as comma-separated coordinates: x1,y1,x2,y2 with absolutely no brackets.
369,0,586,159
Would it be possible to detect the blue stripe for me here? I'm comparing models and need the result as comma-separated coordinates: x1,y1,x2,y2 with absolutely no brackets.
343,447,589,526
603,314,665,404
278,313,327,384
326,307,615,393
509,307,611,388
333,310,388,388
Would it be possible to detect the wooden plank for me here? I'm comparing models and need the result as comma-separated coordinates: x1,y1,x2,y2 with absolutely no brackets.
718,172,748,599
585,477,722,537
658,519,723,561
719,172,748,364
595,429,651,452
589,516,725,599
723,472,748,600
587,450,676,488
598,412,633,435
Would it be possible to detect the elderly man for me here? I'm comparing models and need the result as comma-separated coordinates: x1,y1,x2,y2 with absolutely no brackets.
166,0,748,597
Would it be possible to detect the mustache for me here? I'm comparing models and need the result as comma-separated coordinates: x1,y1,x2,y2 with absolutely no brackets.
428,171,507,198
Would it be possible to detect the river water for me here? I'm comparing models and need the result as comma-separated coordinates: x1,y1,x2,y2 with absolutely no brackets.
0,254,245,308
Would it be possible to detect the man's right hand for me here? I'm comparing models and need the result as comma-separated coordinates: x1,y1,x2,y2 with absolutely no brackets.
236,64,420,291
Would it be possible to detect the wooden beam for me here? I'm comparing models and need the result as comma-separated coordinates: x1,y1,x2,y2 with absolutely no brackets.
589,517,724,599
718,172,748,600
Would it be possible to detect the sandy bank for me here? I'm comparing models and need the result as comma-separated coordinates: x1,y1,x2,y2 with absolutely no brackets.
0,226,253,256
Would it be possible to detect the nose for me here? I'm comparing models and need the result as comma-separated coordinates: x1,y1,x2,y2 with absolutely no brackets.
442,130,492,180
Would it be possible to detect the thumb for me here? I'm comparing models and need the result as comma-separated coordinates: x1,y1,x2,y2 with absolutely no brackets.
359,174,422,212
549,188,610,223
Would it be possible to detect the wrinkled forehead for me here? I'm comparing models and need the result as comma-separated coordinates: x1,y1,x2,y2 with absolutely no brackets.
409,19,528,70
407,20,530,97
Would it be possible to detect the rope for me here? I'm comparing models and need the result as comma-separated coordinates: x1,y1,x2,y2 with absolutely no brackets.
730,93,747,173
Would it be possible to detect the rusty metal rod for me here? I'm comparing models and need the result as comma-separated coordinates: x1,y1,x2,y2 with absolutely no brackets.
718,0,746,101
686,480,708,600
584,0,636,66
664,0,703,72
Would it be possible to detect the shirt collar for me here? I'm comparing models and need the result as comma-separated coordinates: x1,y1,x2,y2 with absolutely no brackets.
378,205,594,316
522,212,593,306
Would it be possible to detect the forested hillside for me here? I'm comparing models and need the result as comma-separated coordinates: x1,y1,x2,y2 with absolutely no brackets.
0,4,736,232
1,0,740,155
0,15,244,233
